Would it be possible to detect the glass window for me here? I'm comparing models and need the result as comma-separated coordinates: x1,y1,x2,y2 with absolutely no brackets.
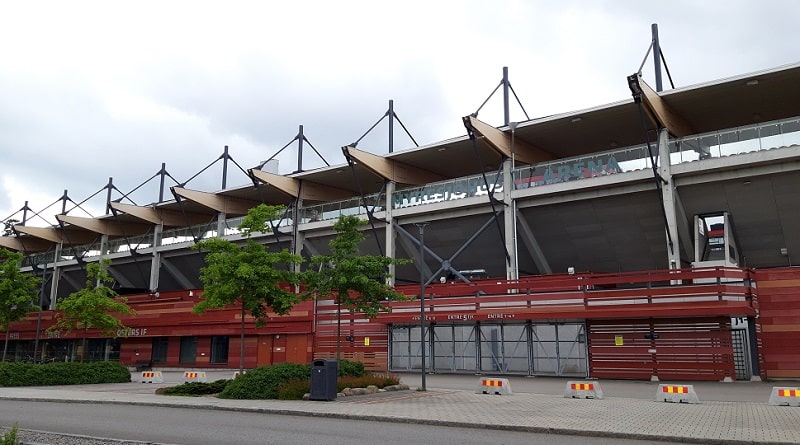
210,336,229,364
179,336,197,364
86,339,119,361
152,337,168,363
780,120,800,147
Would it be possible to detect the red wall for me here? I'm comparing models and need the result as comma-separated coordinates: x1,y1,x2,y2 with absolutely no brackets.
753,267,800,379
587,317,735,380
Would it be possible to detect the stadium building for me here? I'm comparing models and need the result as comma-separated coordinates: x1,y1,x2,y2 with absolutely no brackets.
2,42,799,381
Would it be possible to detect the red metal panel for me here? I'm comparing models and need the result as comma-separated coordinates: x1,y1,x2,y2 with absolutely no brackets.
753,267,800,379
587,317,734,381
312,306,389,371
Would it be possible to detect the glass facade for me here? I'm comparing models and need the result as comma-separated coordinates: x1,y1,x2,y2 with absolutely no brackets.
390,322,587,376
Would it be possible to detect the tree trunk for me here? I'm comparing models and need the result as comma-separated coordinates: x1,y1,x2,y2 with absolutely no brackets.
336,299,341,360
2,326,9,362
81,334,87,363
239,303,245,375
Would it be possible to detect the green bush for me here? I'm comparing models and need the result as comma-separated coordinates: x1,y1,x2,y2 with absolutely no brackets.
0,361,130,386
157,379,230,396
1,423,18,445
337,359,368,377
219,362,310,399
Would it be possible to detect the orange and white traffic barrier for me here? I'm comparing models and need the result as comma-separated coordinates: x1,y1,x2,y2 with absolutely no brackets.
476,377,512,395
657,384,699,404
565,381,603,399
140,371,163,383
769,387,800,407
183,371,208,383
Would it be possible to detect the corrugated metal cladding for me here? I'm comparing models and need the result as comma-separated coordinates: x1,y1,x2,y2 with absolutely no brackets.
752,268,800,379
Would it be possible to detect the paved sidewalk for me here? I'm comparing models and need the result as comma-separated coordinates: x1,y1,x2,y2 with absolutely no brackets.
1,373,799,444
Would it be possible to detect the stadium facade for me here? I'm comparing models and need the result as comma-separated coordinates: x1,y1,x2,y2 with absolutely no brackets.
2,58,800,381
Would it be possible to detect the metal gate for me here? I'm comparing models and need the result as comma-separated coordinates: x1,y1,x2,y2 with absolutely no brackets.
389,322,587,376
529,323,587,376
731,329,752,380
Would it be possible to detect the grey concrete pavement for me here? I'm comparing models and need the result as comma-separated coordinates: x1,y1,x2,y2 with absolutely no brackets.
1,371,799,444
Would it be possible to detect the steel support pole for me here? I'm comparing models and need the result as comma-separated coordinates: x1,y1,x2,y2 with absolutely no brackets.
149,224,163,293
502,67,510,126
389,100,394,154
158,163,166,203
416,222,429,390
222,145,229,189
384,181,396,287
652,23,663,92
297,125,304,172
105,177,113,215
658,128,681,270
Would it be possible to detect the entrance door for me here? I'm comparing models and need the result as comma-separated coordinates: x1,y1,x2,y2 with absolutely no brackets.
530,323,587,377
272,335,287,364
256,335,273,367
258,335,301,366
286,334,308,364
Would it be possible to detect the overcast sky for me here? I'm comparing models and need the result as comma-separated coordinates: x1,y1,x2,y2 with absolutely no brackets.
1,0,798,227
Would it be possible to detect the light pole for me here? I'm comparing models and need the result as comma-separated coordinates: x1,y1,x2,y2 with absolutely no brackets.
509,122,519,281
416,222,429,390
32,261,49,363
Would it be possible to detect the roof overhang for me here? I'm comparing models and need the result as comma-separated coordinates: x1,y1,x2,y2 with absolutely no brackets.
0,235,55,253
56,214,151,237
249,169,355,202
463,115,556,164
342,145,446,184
171,187,260,215
12,224,98,246
109,202,211,227
627,74,694,137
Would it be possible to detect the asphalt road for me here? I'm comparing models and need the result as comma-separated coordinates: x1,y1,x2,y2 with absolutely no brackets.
1,400,683,445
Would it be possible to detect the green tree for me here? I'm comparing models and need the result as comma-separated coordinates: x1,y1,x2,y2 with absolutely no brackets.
0,248,41,361
302,215,409,359
50,260,135,362
193,204,304,374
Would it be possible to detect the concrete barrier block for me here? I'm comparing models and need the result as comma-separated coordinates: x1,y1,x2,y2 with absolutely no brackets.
183,371,208,383
565,380,603,399
476,377,512,395
769,387,800,407
657,384,699,404
140,371,163,383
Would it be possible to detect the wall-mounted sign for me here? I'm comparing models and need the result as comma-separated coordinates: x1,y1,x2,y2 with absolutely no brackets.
117,327,148,337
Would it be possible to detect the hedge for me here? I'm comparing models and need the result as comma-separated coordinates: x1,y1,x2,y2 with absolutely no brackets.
0,361,130,386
